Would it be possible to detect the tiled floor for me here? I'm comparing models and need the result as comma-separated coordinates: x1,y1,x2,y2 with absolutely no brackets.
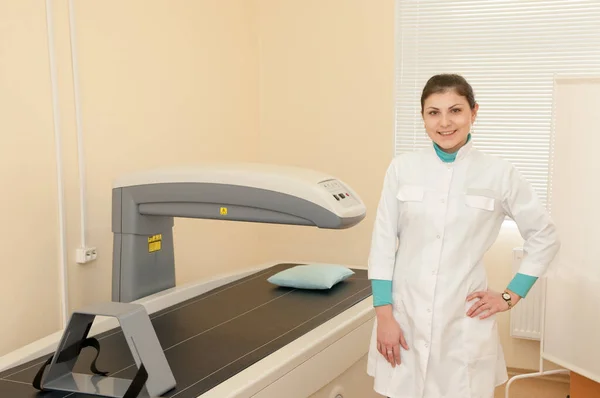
495,376,570,398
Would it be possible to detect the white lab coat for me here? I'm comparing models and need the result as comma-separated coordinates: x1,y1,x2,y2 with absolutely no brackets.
366,140,560,398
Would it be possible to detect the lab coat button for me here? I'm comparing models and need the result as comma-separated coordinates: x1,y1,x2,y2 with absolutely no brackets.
436,235,441,239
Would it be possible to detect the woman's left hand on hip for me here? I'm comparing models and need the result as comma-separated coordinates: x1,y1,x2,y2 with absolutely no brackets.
465,290,509,319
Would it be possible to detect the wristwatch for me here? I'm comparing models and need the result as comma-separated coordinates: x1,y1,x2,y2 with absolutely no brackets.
502,291,513,309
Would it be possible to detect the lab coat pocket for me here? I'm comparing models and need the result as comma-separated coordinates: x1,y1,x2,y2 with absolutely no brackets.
396,185,425,224
463,314,499,396
463,309,498,361
396,185,424,202
464,194,495,212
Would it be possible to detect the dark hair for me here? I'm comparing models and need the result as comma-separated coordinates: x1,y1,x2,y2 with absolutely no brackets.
420,74,476,113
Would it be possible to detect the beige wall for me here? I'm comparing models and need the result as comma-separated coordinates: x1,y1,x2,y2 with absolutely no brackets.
1,0,548,373
0,0,261,356
60,0,262,312
0,0,62,358
256,0,396,269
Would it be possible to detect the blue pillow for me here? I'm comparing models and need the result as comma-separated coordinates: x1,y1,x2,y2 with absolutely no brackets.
267,263,354,289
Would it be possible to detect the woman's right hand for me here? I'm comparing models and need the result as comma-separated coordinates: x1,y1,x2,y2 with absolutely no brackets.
375,306,409,367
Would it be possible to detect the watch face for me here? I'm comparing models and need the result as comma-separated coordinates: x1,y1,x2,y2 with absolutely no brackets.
503,293,511,300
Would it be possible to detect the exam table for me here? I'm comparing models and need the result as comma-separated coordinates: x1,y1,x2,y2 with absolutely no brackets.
0,163,376,397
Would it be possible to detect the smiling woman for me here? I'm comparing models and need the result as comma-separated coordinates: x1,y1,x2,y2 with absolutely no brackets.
421,74,479,154
366,73,561,398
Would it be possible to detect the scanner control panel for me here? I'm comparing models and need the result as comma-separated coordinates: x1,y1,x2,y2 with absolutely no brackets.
319,179,360,208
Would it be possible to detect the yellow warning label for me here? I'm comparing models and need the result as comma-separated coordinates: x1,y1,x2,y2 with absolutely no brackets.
220,207,228,216
148,234,162,252
149,241,161,252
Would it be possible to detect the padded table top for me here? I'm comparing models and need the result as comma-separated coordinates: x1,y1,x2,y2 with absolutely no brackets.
0,263,370,397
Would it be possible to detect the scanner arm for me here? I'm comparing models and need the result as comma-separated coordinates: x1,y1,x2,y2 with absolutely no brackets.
111,164,366,303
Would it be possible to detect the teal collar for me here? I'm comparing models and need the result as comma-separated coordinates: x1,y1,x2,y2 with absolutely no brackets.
433,133,471,163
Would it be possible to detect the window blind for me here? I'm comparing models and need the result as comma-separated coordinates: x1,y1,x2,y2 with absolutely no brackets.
394,0,600,206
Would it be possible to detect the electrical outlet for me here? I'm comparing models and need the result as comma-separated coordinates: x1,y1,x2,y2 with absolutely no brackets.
76,247,97,264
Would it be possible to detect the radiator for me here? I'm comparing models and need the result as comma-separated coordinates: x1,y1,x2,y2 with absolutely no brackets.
509,247,544,340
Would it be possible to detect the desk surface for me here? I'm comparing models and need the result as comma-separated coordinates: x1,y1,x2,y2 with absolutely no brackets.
0,263,370,397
